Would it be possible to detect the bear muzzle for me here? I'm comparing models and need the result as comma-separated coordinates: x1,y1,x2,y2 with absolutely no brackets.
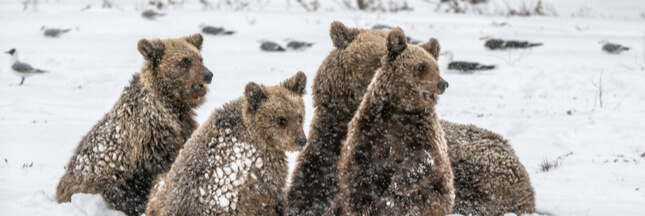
437,80,449,92
295,136,307,147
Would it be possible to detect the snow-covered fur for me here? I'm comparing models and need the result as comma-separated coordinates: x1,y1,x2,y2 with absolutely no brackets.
285,21,389,216
442,120,536,216
56,34,211,216
145,72,307,216
325,28,454,216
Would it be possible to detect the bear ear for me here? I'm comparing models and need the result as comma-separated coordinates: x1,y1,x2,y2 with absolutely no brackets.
245,82,268,113
387,27,407,60
330,21,359,49
280,71,307,96
138,39,165,68
184,33,203,50
420,38,441,60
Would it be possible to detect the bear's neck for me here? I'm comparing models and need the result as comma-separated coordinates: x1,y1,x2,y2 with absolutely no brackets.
136,73,194,118
360,76,435,121
223,99,288,180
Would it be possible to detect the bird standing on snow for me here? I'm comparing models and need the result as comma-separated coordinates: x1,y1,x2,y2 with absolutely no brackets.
600,41,630,54
439,51,495,74
284,38,314,51
199,24,235,35
370,24,422,44
5,49,48,85
406,36,423,45
142,9,165,20
41,26,71,38
482,37,543,50
259,40,286,52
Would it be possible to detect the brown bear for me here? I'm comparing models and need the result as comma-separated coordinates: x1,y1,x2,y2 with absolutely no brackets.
285,21,389,216
145,72,307,216
325,28,454,215
286,21,535,216
56,34,212,216
441,120,536,215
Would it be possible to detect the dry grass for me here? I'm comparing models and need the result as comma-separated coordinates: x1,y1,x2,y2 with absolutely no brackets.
540,158,561,172
540,152,573,172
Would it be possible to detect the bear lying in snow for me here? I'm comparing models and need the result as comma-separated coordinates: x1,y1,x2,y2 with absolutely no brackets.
325,28,454,216
56,34,212,216
442,120,535,215
146,72,307,216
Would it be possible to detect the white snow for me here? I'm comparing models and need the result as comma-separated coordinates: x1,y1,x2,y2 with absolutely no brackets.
14,191,124,216
1,0,644,215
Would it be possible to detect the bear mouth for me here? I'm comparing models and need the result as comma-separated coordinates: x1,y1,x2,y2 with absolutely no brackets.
423,91,437,102
192,83,206,92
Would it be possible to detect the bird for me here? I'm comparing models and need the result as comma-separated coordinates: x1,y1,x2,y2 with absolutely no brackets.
284,38,314,51
199,24,235,35
142,9,165,20
370,24,422,44
371,24,393,30
482,37,543,50
5,49,48,85
439,51,495,74
406,36,423,45
259,40,286,52
600,41,630,54
41,26,71,38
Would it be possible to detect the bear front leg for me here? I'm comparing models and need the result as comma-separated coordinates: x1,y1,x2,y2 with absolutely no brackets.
388,149,437,197
94,175,139,216
344,144,379,215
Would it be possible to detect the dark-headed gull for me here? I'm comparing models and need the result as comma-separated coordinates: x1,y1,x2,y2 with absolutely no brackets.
5,49,48,85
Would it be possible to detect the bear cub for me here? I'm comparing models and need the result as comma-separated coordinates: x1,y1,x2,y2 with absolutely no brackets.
285,21,389,216
326,28,454,216
56,34,213,216
146,72,307,216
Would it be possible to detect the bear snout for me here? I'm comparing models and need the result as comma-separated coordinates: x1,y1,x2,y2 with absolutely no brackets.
295,136,307,147
203,70,213,84
437,80,449,92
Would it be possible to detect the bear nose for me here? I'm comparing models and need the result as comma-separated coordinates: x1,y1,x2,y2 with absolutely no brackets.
203,70,213,84
295,137,307,147
437,80,449,92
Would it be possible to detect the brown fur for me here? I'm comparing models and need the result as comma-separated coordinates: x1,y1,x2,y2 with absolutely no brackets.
286,21,535,216
56,34,211,216
326,28,454,216
146,72,307,216
442,120,536,215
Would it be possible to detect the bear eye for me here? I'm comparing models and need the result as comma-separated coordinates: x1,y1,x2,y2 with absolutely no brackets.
279,118,287,127
181,58,191,69
417,63,428,74
298,115,303,123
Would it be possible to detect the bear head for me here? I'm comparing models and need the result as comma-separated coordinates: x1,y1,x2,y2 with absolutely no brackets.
243,72,307,152
137,33,213,108
379,27,447,113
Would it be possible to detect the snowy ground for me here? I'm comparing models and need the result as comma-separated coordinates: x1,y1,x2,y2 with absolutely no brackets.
1,0,644,215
